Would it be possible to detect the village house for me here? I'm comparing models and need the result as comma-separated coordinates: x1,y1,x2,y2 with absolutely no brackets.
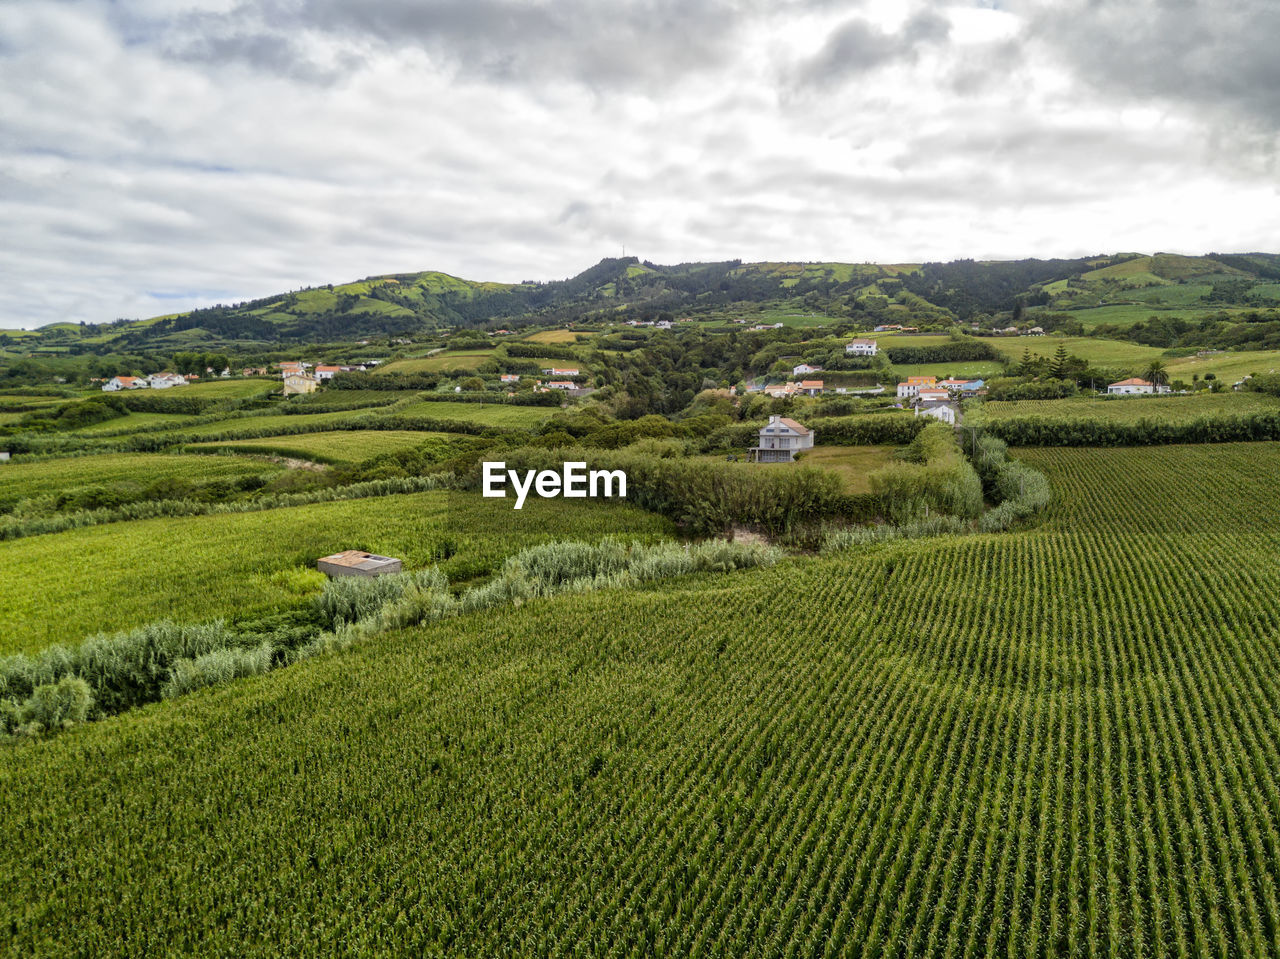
793,363,822,376
542,367,579,376
916,404,957,425
101,376,145,391
916,388,951,404
939,378,985,394
845,338,878,356
500,374,520,383
544,380,576,390
147,372,188,389
874,324,902,333
797,380,824,396
282,372,319,396
749,415,815,463
896,376,938,399
314,365,342,380
1107,377,1168,395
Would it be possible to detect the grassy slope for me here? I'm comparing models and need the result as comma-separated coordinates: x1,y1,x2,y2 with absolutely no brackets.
6,445,1280,953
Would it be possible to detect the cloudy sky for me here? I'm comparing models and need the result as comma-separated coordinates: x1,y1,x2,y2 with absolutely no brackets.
2,0,1278,328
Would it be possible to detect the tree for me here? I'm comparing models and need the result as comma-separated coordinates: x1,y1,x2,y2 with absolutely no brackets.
1049,343,1070,380
1143,360,1170,392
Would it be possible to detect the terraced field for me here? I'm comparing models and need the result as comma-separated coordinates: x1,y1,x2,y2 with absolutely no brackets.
5,444,1280,955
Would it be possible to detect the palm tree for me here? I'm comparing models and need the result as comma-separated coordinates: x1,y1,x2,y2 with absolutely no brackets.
1143,360,1170,393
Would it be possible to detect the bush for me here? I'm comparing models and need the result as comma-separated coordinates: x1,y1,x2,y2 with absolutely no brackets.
869,424,984,523
161,643,275,698
5,676,94,735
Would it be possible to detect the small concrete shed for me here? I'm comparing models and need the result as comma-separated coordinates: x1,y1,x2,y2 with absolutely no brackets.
317,550,403,578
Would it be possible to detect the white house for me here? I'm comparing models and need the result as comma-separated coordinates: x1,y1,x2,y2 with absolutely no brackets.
500,374,520,383
147,373,187,389
544,380,576,390
916,388,951,404
845,338,878,356
315,366,342,381
793,363,822,376
916,404,957,425
1107,377,1168,395
101,376,146,392
542,368,579,376
749,415,815,463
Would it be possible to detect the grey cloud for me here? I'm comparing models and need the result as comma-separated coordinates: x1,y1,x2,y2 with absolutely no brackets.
145,0,781,90
1023,0,1280,133
792,11,951,88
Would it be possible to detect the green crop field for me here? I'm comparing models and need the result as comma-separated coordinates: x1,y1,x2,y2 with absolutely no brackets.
1166,350,1280,383
392,399,556,427
5,443,1280,953
891,361,1003,382
0,491,672,655
0,453,282,508
69,411,202,434
179,378,279,398
969,391,1280,425
189,430,459,465
173,409,370,438
377,351,493,374
987,335,1164,367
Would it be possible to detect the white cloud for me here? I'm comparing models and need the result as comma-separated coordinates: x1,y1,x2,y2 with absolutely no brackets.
0,0,1277,328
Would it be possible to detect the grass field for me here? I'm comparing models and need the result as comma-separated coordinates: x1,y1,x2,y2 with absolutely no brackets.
1166,349,1280,383
968,390,1280,425
6,444,1280,953
69,411,201,434
986,335,1164,367
891,361,1003,382
172,409,370,438
189,430,458,465
794,444,896,493
0,453,282,508
377,351,493,374
523,330,586,344
392,399,556,427
178,378,279,398
0,491,672,655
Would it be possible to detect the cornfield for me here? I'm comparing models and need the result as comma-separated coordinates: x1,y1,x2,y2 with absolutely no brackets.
4,442,1280,954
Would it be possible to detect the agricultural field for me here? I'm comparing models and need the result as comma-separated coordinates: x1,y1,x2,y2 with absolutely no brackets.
523,329,588,344
0,490,672,655
188,430,458,465
178,378,279,398
0,452,282,509
1165,349,1280,383
172,409,373,438
68,411,202,434
392,399,555,428
891,361,1003,382
792,444,896,493
968,390,1280,425
986,335,1164,367
6,443,1280,954
376,351,493,374
696,444,896,495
